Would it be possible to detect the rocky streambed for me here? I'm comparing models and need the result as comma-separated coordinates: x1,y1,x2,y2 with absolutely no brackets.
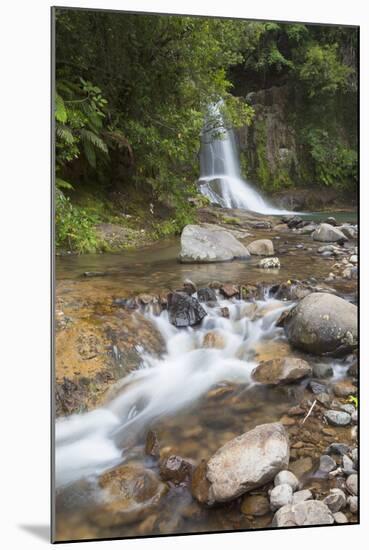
54,208,358,541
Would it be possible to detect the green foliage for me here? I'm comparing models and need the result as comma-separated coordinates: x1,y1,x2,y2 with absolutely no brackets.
55,190,101,253
304,128,357,187
348,395,358,409
152,207,196,238
299,44,352,97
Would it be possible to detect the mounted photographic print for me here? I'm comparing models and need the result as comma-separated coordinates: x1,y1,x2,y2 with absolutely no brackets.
52,6,359,543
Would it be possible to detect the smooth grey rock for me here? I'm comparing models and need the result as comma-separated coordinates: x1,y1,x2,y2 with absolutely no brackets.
270,483,293,511
309,380,327,395
342,454,356,475
323,489,346,512
247,239,274,256
347,495,358,514
333,511,348,524
274,470,299,491
312,223,348,243
179,224,250,263
282,293,357,356
351,448,358,467
346,474,358,496
339,225,357,240
272,500,334,527
292,489,313,504
324,410,352,427
319,455,336,473
203,423,290,504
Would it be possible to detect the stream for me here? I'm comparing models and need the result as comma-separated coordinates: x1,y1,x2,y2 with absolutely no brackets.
54,210,357,540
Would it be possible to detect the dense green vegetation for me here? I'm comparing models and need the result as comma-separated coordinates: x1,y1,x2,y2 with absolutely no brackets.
54,10,357,252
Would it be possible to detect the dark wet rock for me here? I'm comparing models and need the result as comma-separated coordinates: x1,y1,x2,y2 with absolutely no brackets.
240,494,270,516
324,217,338,226
292,489,312,504
333,380,357,398
323,489,346,512
220,283,239,298
326,443,350,456
252,357,312,385
183,279,197,295
159,455,194,485
167,292,207,328
197,287,217,303
192,423,290,505
319,455,336,473
179,224,250,263
333,511,348,524
312,363,334,379
145,430,160,458
247,239,274,256
312,223,348,243
346,474,358,495
287,216,303,229
272,500,334,527
324,410,351,427
191,459,211,505
281,292,357,356
271,280,314,301
203,331,226,349
270,484,293,511
309,380,327,395
220,306,230,318
93,464,167,527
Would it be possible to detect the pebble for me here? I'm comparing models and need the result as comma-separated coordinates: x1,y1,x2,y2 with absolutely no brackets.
347,495,358,514
258,257,280,269
333,511,348,524
351,410,358,424
323,489,346,512
309,380,327,395
351,447,358,466
240,494,270,517
319,455,337,473
274,470,299,491
342,454,356,475
324,410,351,427
346,474,358,495
270,483,293,511
313,363,334,379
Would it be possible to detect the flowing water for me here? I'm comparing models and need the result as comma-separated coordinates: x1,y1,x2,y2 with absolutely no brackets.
198,108,287,215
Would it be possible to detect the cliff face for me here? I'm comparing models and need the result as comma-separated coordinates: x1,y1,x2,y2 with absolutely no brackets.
235,83,357,209
236,86,299,191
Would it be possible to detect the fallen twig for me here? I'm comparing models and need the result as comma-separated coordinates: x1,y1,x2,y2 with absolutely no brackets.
301,399,317,425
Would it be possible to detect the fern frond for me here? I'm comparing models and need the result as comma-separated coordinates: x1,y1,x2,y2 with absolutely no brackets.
56,124,75,144
80,129,108,154
55,93,67,123
56,177,74,190
83,139,96,168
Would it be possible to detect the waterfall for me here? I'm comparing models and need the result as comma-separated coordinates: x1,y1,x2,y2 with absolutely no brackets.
198,105,286,215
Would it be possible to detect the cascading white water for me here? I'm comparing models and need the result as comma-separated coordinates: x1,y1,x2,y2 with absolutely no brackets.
55,295,293,488
198,105,287,215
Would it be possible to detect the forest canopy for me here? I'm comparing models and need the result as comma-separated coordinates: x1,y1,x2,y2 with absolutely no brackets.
54,9,358,253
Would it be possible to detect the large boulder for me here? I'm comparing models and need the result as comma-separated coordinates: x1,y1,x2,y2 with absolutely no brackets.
92,464,167,527
252,357,312,385
281,292,357,356
192,423,289,505
272,500,334,527
312,223,348,243
167,292,207,327
247,239,274,256
179,224,250,263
